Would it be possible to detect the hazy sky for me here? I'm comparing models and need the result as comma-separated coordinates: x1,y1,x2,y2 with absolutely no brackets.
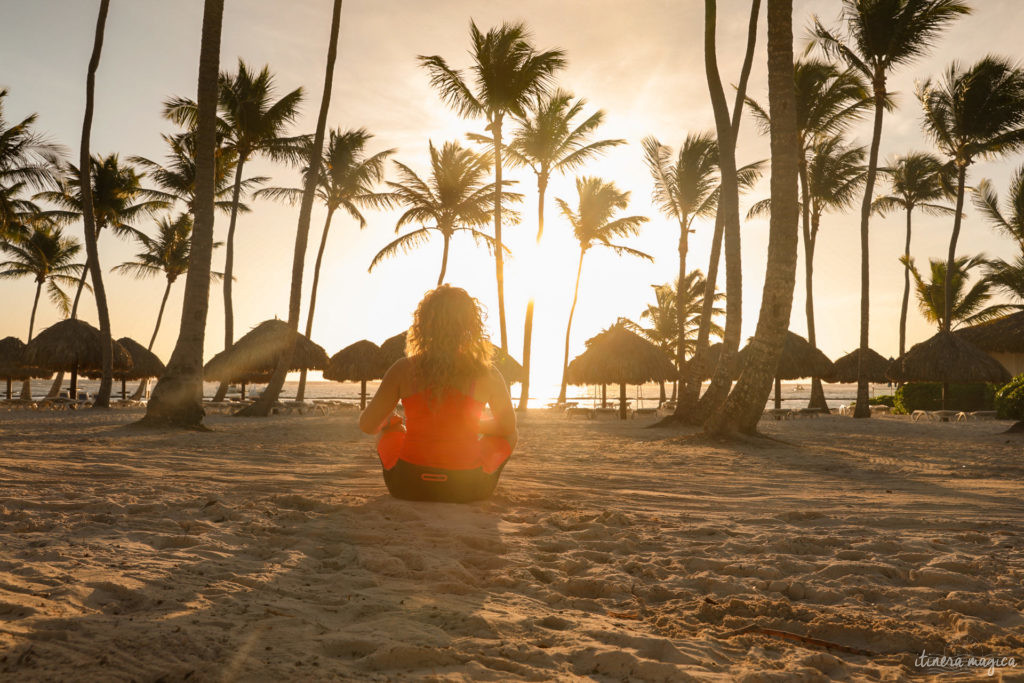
2,0,1022,393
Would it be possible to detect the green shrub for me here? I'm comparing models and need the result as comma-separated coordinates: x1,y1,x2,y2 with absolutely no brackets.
869,395,896,408
894,382,998,413
994,375,1024,420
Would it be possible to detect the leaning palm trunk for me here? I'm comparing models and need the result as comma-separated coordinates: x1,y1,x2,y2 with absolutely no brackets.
518,175,547,411
296,206,337,402
238,0,342,417
705,0,800,435
898,206,914,368
557,250,586,404
940,163,969,409
492,120,508,353
691,0,744,423
79,0,113,409
801,168,827,410
853,69,886,418
677,0,760,421
139,0,224,427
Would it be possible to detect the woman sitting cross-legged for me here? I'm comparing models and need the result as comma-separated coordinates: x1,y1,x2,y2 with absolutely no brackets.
358,285,518,503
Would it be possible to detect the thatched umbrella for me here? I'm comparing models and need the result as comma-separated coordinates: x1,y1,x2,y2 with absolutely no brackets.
566,324,676,419
21,320,131,399
379,331,524,384
738,331,834,410
0,337,51,400
826,347,891,384
324,340,388,409
86,337,164,400
956,311,1024,378
203,319,329,400
887,330,1011,409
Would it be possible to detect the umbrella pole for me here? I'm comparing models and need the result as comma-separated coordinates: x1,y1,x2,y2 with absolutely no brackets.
121,378,126,401
5,377,11,401
70,362,79,400
942,382,948,411
241,382,247,401
601,384,607,408
774,377,782,411
619,383,627,420
360,379,367,410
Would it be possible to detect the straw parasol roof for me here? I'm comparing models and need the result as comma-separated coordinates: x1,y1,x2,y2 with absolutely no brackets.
21,319,131,373
887,330,1011,384
203,319,329,384
738,331,834,380
0,336,51,380
826,347,891,383
565,324,676,386
377,331,524,382
324,340,388,382
956,311,1024,354
682,342,724,381
85,337,164,381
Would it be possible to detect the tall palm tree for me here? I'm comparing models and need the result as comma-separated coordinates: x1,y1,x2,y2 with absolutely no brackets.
369,141,519,285
555,177,651,404
166,62,305,360
919,57,1024,338
0,89,65,241
37,153,169,316
813,0,970,418
975,165,1024,309
257,128,394,401
902,255,1009,330
705,0,800,436
984,257,1024,310
872,152,954,361
643,133,762,400
239,0,343,418
1,222,85,399
420,21,566,352
113,213,221,399
502,89,623,410
141,0,225,427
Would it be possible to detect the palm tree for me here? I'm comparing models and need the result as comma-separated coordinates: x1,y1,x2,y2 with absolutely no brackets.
919,57,1024,338
36,153,169,316
975,165,1024,309
0,89,65,241
256,128,394,401
872,152,954,361
239,0,343,418
502,89,623,410
0,221,85,399
142,0,225,427
902,255,1009,330
984,257,1024,310
113,213,224,390
555,177,651,403
369,141,519,285
166,61,306,359
813,0,970,418
420,21,566,352
704,0,800,435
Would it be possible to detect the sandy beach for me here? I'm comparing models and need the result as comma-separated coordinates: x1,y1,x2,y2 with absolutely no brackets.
0,409,1020,681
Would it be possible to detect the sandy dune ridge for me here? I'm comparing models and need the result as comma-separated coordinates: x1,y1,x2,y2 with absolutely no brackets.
0,409,1022,681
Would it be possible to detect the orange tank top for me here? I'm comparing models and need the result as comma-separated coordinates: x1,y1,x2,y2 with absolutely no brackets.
398,387,485,470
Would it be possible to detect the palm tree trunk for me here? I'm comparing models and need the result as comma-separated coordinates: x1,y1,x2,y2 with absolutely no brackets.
802,173,826,411
659,380,666,405
238,0,342,418
898,205,913,379
20,281,43,400
492,118,508,353
437,232,450,286
70,361,79,400
774,376,782,410
296,206,336,402
675,215,689,375
139,0,224,428
70,269,89,318
557,249,586,404
693,0,743,425
944,164,968,333
853,69,887,419
705,0,799,436
132,278,174,400
79,0,113,410
360,378,367,410
518,173,547,411
212,159,248,404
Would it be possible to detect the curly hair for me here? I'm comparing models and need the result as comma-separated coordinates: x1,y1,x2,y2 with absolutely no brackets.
406,285,492,403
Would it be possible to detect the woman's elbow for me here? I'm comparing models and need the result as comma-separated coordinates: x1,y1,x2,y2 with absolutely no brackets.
357,412,377,434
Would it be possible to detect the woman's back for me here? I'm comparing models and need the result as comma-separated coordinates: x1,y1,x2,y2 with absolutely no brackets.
400,381,487,470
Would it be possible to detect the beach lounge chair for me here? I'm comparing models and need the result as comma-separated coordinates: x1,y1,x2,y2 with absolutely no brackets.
565,406,595,419
632,407,659,419
869,405,891,416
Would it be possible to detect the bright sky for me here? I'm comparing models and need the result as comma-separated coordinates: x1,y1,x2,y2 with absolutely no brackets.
2,0,1022,394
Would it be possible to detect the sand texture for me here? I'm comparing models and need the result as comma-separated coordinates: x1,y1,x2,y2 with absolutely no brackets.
0,409,1022,681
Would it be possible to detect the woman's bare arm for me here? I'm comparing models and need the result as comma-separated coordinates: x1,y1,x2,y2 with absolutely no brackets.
358,359,406,434
479,367,518,450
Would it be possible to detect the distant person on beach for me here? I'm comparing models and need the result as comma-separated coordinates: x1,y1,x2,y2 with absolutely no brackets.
359,285,517,502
